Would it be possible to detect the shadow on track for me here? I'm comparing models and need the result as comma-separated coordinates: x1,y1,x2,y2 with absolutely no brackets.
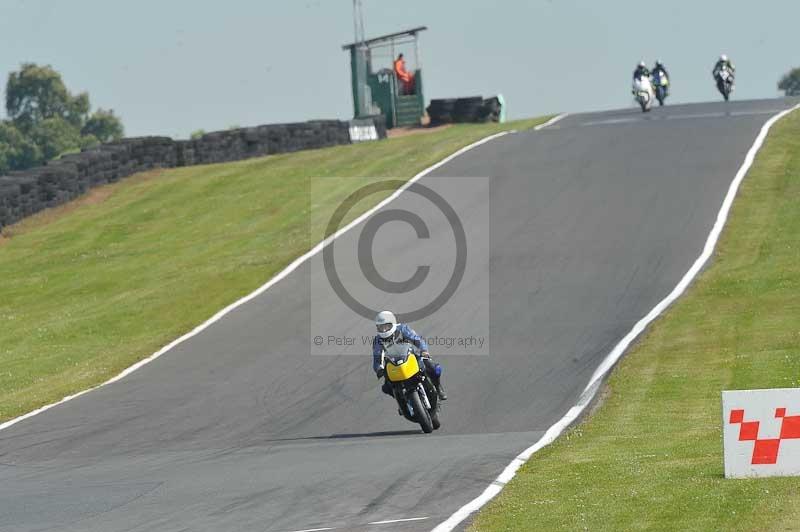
263,430,423,443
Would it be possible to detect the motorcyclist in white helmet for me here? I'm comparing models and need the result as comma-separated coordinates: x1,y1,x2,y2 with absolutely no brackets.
713,54,736,79
712,54,736,96
633,60,651,81
372,310,447,400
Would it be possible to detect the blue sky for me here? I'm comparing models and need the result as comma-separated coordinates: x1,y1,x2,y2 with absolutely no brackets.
1,0,797,138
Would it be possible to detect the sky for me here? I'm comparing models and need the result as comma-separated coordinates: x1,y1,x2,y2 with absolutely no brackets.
1,0,797,138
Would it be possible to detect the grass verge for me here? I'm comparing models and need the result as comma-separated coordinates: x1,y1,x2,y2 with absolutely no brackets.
0,117,549,423
469,111,800,531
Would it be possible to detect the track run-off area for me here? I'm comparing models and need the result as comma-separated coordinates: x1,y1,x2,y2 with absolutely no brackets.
1,98,798,532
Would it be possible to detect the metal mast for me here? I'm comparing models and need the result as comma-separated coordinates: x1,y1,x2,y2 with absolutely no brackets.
352,0,369,117
353,0,366,45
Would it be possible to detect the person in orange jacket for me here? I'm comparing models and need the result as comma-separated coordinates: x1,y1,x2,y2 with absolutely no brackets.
394,53,415,95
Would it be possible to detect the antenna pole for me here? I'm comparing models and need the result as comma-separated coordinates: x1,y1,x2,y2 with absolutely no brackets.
351,0,369,117
353,0,366,44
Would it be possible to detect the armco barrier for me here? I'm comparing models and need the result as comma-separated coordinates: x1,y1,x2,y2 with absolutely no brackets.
0,116,386,230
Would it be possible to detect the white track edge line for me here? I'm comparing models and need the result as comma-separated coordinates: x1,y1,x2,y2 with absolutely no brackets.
534,113,568,130
368,516,430,525
1,119,562,434
430,102,800,532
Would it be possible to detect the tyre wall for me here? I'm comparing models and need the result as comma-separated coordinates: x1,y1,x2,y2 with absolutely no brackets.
0,115,386,229
427,96,502,125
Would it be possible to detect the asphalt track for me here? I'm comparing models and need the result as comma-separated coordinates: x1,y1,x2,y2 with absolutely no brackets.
1,98,798,532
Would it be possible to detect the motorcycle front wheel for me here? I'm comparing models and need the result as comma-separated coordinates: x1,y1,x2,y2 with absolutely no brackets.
410,391,434,434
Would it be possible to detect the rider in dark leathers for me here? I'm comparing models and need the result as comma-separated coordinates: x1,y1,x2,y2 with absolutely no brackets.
652,60,669,81
712,55,736,78
712,54,736,93
372,310,447,401
652,60,670,98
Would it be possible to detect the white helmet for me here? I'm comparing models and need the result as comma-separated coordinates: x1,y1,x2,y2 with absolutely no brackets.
720,54,728,62
375,310,397,339
639,60,646,68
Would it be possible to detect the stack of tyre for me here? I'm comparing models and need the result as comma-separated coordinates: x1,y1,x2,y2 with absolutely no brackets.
426,99,456,124
481,97,502,123
427,96,502,125
0,117,388,231
180,121,357,166
0,137,177,229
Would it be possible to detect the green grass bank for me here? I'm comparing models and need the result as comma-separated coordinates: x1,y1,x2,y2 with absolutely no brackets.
471,111,800,531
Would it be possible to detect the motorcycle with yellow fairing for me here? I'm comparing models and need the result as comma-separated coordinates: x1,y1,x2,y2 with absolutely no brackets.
381,342,441,433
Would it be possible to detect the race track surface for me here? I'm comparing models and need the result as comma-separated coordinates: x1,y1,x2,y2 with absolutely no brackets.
1,98,798,532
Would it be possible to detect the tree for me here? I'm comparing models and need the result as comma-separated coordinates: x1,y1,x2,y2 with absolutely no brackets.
5,63,89,133
79,134,100,150
66,92,90,129
82,109,124,143
0,121,42,174
778,67,800,97
2,63,127,172
28,117,81,161
190,129,206,140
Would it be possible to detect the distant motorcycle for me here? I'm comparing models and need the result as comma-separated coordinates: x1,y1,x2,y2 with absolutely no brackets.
381,341,441,434
633,75,654,112
652,71,669,106
716,65,735,101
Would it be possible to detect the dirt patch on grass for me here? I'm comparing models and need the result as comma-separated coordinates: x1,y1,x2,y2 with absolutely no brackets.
387,124,451,138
